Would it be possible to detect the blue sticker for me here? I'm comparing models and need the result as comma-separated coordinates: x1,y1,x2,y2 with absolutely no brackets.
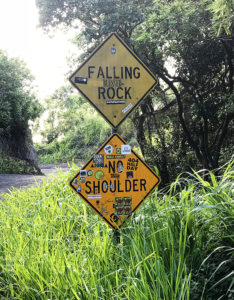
77,186,81,193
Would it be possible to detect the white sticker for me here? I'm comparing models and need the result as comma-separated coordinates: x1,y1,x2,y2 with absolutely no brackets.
88,195,102,199
121,145,131,155
104,145,113,154
122,103,133,114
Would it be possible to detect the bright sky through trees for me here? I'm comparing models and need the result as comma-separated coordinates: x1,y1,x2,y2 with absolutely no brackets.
0,0,77,99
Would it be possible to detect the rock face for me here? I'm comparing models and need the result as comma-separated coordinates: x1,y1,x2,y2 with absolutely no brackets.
0,130,41,174
25,144,39,169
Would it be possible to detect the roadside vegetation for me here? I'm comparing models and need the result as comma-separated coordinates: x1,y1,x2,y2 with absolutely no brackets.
1,0,234,297
34,86,137,165
0,162,234,299
33,0,234,186
0,50,42,174
0,151,38,174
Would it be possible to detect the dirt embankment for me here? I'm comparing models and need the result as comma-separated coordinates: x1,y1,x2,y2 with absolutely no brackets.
0,163,81,197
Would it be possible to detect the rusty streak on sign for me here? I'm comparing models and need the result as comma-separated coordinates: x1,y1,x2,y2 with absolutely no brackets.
69,33,158,129
69,134,161,230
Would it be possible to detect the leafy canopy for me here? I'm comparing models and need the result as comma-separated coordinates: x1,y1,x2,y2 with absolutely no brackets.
0,50,42,134
35,0,234,183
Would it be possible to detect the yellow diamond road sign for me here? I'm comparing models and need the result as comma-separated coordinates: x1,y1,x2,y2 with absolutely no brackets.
69,33,158,129
69,134,161,230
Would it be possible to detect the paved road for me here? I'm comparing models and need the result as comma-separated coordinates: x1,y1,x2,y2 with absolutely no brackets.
0,163,80,196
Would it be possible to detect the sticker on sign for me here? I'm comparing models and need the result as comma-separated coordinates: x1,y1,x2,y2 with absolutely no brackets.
80,170,87,177
88,195,102,199
93,154,104,163
104,145,113,154
122,103,133,114
121,145,131,155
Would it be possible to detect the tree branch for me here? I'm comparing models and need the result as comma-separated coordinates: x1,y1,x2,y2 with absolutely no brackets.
134,99,177,119
214,114,233,167
159,72,205,166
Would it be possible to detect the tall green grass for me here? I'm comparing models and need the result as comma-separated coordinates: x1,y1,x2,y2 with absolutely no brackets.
0,162,234,299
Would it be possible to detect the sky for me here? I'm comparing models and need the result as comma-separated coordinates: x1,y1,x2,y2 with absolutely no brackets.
0,0,78,99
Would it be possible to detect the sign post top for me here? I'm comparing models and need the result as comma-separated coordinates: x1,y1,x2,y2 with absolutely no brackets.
69,133,161,230
69,33,158,129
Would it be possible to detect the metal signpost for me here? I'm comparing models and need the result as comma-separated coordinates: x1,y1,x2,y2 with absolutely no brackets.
69,32,161,243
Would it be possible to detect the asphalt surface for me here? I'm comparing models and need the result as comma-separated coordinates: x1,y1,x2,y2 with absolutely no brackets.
0,163,80,197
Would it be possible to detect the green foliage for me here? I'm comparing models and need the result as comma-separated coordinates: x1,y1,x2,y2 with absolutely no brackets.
0,50,42,133
36,85,84,144
35,0,234,185
36,0,150,34
0,50,42,174
207,0,234,35
0,162,234,298
35,85,136,164
35,139,83,165
0,151,38,174
129,0,234,183
35,86,110,163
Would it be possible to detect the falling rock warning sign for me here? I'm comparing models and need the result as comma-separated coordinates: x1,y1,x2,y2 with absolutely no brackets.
69,134,161,230
69,33,158,129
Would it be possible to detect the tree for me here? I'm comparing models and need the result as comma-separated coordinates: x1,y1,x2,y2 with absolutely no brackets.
0,50,42,171
36,0,234,184
207,0,234,35
36,84,135,163
38,85,83,144
0,50,42,133
132,0,234,175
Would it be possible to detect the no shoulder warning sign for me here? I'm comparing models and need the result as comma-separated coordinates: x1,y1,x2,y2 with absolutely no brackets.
69,133,161,230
